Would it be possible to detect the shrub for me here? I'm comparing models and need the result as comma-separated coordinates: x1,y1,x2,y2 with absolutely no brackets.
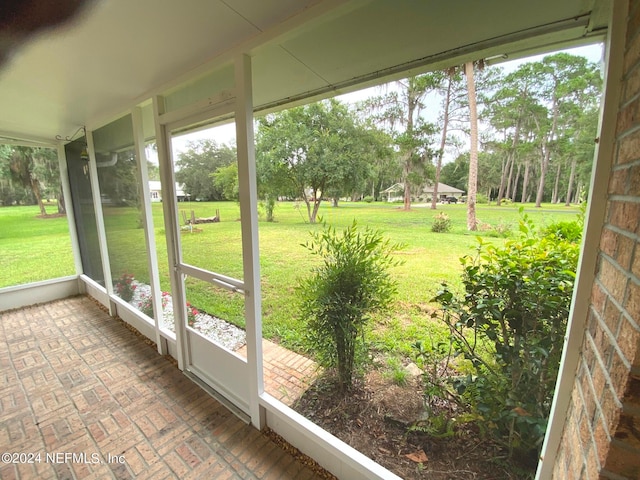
259,194,277,222
541,220,582,243
431,212,451,233
362,196,374,203
476,193,489,204
431,212,579,464
299,221,402,390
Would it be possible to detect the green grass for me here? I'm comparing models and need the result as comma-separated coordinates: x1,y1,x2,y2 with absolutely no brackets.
0,206,75,287
0,200,580,357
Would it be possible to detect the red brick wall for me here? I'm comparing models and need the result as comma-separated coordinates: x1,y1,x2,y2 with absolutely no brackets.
552,1,640,478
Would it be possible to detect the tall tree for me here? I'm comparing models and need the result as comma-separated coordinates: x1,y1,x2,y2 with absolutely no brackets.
564,106,599,205
532,53,601,207
211,162,239,201
0,146,58,215
431,68,467,209
365,74,441,210
486,65,541,205
175,139,236,201
465,61,479,231
256,99,375,223
34,148,66,213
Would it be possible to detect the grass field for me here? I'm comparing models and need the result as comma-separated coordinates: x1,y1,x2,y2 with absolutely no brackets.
0,200,580,357
0,206,75,288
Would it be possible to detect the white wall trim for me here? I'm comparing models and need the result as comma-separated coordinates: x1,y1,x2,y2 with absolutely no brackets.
0,276,80,312
261,394,402,480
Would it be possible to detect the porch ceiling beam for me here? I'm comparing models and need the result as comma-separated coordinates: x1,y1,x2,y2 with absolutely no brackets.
0,130,57,148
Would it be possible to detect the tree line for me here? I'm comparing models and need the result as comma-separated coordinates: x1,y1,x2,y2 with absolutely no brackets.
2,52,601,230
0,145,65,214
176,51,601,228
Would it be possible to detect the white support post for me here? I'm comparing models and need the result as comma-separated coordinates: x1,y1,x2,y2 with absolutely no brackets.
132,106,167,355
86,130,114,314
535,0,627,477
153,95,189,370
235,53,265,429
56,143,83,276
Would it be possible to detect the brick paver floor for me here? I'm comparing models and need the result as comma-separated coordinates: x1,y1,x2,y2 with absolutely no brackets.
0,296,325,479
238,340,319,407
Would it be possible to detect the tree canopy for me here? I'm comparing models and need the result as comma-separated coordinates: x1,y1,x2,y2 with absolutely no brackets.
174,139,236,201
0,145,63,214
256,99,382,223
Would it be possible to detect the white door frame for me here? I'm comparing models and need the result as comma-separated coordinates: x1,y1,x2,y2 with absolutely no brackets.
152,55,264,428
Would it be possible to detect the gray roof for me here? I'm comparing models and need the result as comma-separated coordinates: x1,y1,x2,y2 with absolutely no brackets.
423,183,465,194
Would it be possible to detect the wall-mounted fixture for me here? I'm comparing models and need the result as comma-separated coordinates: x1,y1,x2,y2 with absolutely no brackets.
56,126,89,160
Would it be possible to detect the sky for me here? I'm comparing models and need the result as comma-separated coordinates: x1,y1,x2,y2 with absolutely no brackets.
166,42,604,162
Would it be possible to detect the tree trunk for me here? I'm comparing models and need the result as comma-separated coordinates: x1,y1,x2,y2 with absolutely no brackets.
535,100,559,207
310,198,321,223
402,155,412,211
574,183,583,203
512,162,521,203
552,162,561,204
30,174,47,216
303,192,312,222
498,119,520,205
505,157,515,200
521,161,530,203
565,158,577,207
432,72,453,210
57,187,66,214
401,84,420,212
465,61,478,231
497,158,507,206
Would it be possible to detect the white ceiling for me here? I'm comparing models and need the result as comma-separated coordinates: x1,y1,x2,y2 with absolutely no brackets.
0,0,609,145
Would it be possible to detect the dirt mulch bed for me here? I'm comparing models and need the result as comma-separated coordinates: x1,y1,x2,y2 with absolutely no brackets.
292,369,530,480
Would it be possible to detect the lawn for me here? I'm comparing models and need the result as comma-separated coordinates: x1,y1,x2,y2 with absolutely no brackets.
0,200,580,357
0,206,75,287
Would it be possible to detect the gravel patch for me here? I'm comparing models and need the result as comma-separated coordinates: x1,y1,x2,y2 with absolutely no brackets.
128,281,246,351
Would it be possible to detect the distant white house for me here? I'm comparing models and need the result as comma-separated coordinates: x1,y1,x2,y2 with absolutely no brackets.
381,182,465,203
148,181,190,202
381,183,405,202
422,182,465,201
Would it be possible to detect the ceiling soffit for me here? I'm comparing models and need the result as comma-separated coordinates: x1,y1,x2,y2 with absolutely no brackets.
0,0,609,143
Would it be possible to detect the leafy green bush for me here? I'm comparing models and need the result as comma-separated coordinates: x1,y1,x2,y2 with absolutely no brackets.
476,193,489,204
541,220,582,243
259,194,277,222
362,196,374,203
299,221,401,390
431,212,579,464
431,212,452,233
